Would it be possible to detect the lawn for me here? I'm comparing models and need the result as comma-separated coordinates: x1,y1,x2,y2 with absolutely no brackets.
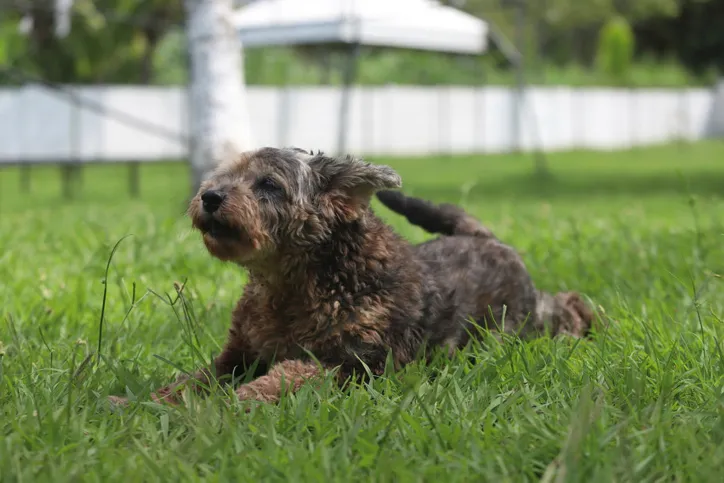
1,141,724,481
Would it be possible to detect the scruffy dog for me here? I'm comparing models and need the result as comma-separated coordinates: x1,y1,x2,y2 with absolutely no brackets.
109,147,595,408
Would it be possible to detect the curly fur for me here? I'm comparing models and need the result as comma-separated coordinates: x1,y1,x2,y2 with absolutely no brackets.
109,147,597,409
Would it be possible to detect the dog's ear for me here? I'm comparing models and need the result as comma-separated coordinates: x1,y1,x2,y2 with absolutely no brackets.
310,154,401,217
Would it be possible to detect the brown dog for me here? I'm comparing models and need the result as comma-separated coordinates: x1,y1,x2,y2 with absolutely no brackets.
109,147,595,409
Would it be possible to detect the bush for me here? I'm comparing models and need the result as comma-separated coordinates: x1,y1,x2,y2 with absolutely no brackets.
596,16,635,85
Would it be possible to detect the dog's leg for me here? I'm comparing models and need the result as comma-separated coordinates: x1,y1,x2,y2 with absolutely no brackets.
534,290,597,338
235,359,325,409
554,291,597,337
109,344,264,408
108,368,212,408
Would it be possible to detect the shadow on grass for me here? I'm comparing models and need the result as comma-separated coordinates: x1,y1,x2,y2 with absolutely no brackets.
2,147,724,213
405,170,724,203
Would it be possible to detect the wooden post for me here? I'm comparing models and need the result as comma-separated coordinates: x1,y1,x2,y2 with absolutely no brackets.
61,165,73,199
129,162,140,198
20,165,31,192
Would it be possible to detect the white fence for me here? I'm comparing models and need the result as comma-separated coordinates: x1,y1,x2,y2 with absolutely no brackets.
1,83,723,164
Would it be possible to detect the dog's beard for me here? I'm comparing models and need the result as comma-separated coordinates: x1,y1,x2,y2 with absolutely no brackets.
194,213,258,262
199,215,245,241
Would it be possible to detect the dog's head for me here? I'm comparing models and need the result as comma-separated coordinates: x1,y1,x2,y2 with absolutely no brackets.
187,147,401,265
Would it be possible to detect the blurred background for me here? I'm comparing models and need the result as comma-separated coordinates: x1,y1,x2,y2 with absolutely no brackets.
0,0,723,204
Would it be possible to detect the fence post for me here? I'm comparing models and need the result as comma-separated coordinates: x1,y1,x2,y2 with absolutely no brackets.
129,162,140,197
61,165,73,199
20,165,31,192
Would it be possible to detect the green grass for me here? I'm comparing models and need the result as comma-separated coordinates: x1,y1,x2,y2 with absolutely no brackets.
2,141,724,481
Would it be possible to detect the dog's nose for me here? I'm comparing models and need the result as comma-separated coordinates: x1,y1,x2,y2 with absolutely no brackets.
201,190,225,213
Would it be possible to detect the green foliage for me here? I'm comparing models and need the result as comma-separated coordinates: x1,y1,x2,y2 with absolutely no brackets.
2,0,182,83
595,16,635,84
458,0,718,76
239,47,709,87
456,0,684,33
0,20,18,66
2,142,724,480
153,27,189,85
635,0,724,74
0,0,720,86
150,38,709,88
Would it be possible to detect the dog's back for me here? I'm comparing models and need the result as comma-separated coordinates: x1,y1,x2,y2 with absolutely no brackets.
376,189,596,339
377,189,540,338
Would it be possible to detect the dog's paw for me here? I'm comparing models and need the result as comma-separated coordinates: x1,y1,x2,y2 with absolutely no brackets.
107,395,130,411
107,389,184,411
150,390,184,407
557,291,598,337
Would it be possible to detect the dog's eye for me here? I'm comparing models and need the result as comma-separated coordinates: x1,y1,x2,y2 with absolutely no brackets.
256,176,281,193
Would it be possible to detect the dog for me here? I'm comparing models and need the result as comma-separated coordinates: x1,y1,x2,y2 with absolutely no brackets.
109,147,595,409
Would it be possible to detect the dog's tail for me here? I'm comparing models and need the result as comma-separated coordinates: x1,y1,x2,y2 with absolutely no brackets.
375,190,493,238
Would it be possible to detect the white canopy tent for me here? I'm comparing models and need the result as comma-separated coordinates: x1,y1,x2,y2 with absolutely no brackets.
232,0,489,55
232,0,491,154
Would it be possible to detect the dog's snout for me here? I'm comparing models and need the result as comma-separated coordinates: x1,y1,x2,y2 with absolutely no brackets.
201,189,226,213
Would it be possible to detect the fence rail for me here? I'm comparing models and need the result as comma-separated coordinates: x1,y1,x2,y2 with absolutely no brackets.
1,83,723,164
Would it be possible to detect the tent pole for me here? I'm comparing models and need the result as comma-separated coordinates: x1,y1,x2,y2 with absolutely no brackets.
513,0,525,153
336,42,361,155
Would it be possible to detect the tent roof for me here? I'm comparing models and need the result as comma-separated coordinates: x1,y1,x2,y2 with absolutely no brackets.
232,0,488,54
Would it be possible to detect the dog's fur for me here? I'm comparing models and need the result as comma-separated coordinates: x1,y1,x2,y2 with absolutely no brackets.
109,147,595,408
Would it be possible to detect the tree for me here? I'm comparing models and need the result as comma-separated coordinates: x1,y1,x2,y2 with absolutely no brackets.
450,0,709,67
0,0,183,84
184,0,253,193
634,0,724,75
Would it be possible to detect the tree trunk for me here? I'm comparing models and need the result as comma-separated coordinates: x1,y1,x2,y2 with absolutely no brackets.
184,0,253,194
140,29,160,84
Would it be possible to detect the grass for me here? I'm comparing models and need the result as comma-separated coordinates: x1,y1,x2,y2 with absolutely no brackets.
1,141,724,481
